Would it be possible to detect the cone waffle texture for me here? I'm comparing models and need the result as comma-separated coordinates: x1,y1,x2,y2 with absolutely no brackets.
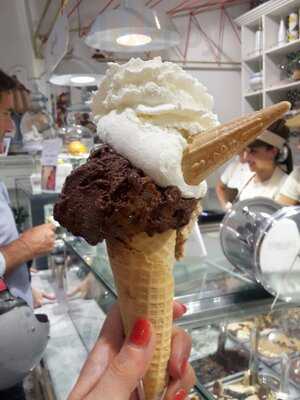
106,230,176,400
182,101,290,185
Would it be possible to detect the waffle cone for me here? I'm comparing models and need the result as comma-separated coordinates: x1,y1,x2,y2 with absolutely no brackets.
182,101,290,185
106,230,176,400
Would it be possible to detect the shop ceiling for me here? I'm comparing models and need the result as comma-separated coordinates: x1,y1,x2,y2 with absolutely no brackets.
27,0,249,67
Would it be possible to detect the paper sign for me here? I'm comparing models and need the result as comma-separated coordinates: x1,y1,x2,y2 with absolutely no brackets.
41,138,62,192
41,138,62,166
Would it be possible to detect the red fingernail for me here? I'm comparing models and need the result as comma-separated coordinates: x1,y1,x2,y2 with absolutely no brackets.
180,357,188,376
180,303,187,314
0,279,7,292
129,318,151,347
173,388,187,400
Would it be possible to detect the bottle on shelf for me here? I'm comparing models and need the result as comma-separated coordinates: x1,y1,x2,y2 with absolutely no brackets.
255,27,262,54
288,12,298,42
278,18,287,46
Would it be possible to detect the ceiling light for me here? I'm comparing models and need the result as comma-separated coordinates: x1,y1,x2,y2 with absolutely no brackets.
49,55,104,87
85,0,180,53
116,34,152,47
69,76,96,85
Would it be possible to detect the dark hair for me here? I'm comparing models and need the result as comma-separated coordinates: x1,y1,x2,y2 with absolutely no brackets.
248,119,293,173
0,69,17,93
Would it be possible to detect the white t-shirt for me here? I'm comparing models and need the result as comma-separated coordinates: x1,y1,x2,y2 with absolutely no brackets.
238,167,288,201
279,167,300,201
221,156,252,190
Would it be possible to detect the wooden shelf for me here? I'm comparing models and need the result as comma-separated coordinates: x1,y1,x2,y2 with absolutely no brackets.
266,80,300,93
266,39,300,57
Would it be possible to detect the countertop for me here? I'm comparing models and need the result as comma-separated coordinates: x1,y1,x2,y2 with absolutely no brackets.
32,270,106,400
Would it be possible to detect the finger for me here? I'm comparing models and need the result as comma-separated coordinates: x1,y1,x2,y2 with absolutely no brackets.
46,223,56,231
85,319,155,400
42,292,56,300
168,326,192,380
67,286,81,297
164,364,196,400
129,389,139,400
33,298,43,308
173,301,187,321
68,304,124,400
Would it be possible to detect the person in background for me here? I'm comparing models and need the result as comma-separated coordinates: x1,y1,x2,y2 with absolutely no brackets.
69,302,195,400
237,119,292,202
0,69,55,399
216,150,251,210
276,166,300,205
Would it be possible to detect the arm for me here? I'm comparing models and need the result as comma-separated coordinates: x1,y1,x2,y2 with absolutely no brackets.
276,169,300,206
215,179,237,210
276,194,300,206
1,223,55,278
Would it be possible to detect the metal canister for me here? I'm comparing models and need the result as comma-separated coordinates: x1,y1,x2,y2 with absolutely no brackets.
288,12,298,42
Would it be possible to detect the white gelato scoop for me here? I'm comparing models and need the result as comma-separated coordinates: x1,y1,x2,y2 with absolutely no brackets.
92,57,219,198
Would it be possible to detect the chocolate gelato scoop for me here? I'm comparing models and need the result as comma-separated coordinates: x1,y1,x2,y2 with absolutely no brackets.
54,145,198,245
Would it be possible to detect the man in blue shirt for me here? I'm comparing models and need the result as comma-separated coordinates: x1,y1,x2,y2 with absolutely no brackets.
0,70,55,399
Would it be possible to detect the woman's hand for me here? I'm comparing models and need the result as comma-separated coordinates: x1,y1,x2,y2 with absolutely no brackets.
68,301,195,400
32,287,56,308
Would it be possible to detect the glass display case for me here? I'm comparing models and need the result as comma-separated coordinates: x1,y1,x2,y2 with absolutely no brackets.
59,220,300,400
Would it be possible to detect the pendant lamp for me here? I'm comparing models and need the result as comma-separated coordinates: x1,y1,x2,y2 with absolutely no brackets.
85,0,180,52
49,54,105,87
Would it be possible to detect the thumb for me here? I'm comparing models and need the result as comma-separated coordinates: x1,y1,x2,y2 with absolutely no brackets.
86,318,155,400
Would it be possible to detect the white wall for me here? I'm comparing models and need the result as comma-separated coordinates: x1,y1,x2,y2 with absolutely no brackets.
0,1,37,86
191,69,242,123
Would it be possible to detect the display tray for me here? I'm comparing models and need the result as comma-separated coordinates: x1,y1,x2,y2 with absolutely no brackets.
204,371,281,400
271,354,300,393
226,311,300,368
191,349,249,385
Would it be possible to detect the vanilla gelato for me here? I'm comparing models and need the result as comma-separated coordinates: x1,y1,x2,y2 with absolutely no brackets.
92,57,219,198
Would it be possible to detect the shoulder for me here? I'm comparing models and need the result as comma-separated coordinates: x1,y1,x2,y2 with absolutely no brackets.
274,167,288,181
0,181,10,204
289,166,300,180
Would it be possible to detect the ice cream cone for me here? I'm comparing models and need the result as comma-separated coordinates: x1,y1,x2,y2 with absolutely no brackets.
106,101,290,400
182,101,290,185
106,230,176,400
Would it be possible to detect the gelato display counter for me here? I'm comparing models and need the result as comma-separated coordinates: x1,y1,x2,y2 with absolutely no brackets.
54,222,300,400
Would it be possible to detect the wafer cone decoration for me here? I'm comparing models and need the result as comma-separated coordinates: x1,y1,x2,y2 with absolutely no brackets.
182,101,290,185
105,102,290,400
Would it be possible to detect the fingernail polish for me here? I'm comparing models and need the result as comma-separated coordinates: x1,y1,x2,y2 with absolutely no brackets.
180,357,188,376
173,388,187,400
180,303,187,314
129,318,151,347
